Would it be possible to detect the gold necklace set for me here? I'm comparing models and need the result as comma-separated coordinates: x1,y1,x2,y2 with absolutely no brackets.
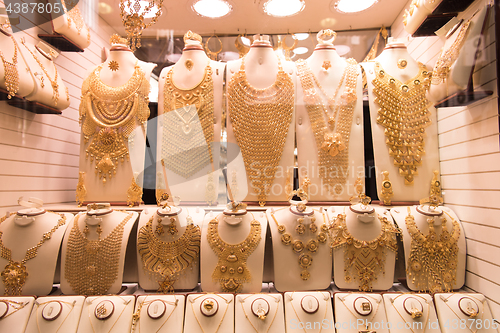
0,34,20,99
372,62,432,185
406,208,460,293
137,213,201,292
61,0,91,44
131,296,179,333
161,63,214,179
79,63,150,185
0,212,67,295
208,214,261,292
35,299,76,333
227,57,294,206
432,20,471,85
296,59,359,195
64,212,133,295
330,212,399,292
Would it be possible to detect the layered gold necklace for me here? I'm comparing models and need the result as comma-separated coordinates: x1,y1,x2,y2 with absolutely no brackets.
296,59,359,196
207,215,261,292
79,63,150,184
0,212,67,295
0,35,20,99
227,57,294,206
64,212,133,295
330,212,399,291
137,213,201,292
61,0,91,44
406,208,460,293
372,62,431,185
161,63,214,179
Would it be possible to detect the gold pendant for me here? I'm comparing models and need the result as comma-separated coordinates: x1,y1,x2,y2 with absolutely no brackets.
185,59,193,71
322,60,331,70
108,60,119,71
379,171,393,206
397,59,407,69
1,261,28,296
321,132,346,157
127,176,142,207
76,171,87,206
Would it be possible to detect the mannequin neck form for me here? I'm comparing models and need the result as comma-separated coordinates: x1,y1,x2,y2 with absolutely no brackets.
35,46,52,61
349,204,376,222
415,205,444,227
307,47,342,64
106,48,138,68
0,27,10,37
157,206,182,217
245,43,278,66
376,44,415,65
176,48,210,66
14,209,46,226
344,208,382,241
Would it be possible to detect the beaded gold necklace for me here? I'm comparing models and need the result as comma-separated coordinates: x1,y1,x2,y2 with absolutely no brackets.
161,63,214,179
61,0,91,44
0,35,20,99
79,63,150,184
372,62,431,185
137,214,201,292
64,212,133,295
296,59,359,196
227,57,294,206
207,215,261,292
330,212,399,291
406,208,460,293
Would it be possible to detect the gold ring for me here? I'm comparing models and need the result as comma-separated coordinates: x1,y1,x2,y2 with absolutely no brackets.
317,29,337,44
183,30,202,43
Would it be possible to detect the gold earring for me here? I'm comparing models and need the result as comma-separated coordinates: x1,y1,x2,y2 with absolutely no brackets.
76,171,87,207
155,221,165,236
380,171,393,206
205,33,223,61
168,217,178,235
309,216,318,233
296,217,306,235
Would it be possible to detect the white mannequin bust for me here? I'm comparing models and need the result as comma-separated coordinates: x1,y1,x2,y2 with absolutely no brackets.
284,291,335,333
183,294,234,333
47,0,91,49
226,34,296,205
295,30,364,201
362,39,440,202
200,205,267,293
132,295,185,333
390,205,466,292
329,204,397,291
334,293,389,333
136,205,205,291
76,295,135,333
404,0,443,35
24,296,85,333
77,35,156,204
267,202,331,291
0,198,71,296
235,294,285,333
157,31,224,204
0,296,35,333
60,204,138,295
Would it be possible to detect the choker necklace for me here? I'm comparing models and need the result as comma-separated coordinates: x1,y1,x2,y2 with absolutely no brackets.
227,56,294,206
131,296,179,333
296,58,359,196
271,209,328,281
372,62,431,185
137,212,201,292
161,62,214,180
64,212,133,295
0,35,20,99
330,211,398,291
406,208,460,293
208,214,261,292
0,212,67,295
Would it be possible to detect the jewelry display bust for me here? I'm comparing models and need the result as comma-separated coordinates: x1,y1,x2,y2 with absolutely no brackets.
235,294,285,333
362,38,440,202
0,296,34,333
183,294,234,333
60,204,138,295
157,31,224,204
76,295,135,333
24,296,85,333
132,295,185,333
226,34,296,206
47,0,91,49
200,203,267,293
284,291,335,333
295,29,364,201
334,293,389,333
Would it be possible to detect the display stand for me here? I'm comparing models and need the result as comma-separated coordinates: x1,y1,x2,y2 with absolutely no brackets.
132,295,185,333
24,296,85,333
334,293,389,333
183,294,234,333
284,291,335,333
235,294,285,333
76,295,135,333
0,296,34,333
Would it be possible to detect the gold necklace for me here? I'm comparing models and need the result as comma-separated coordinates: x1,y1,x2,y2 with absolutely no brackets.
0,212,67,295
441,294,485,333
190,294,231,333
35,300,75,333
432,20,471,85
330,211,398,291
389,294,431,333
161,62,214,179
0,298,29,319
0,35,19,99
61,0,91,44
227,56,294,206
296,59,359,196
131,296,179,333
288,292,329,333
338,294,381,332
240,295,281,333
79,63,150,185
270,209,328,281
207,214,262,292
137,214,201,292
64,212,133,295
88,297,129,333
406,209,460,293
372,62,431,185
20,38,60,105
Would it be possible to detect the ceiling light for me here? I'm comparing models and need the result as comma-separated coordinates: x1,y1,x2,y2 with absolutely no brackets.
333,0,378,14
294,33,309,41
263,0,305,18
293,47,308,55
192,0,232,18
320,17,336,28
98,2,112,14
123,0,160,19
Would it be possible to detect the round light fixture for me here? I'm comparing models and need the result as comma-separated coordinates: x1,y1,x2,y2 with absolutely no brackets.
123,0,161,18
332,0,378,14
263,0,305,18
293,47,309,55
98,2,112,14
192,0,232,18
293,33,309,41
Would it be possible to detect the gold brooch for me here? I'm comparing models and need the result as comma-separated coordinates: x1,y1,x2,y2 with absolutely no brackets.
398,58,408,69
108,60,119,71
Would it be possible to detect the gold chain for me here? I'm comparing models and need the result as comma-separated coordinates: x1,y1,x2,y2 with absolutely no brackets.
389,294,431,333
190,294,231,333
88,297,129,333
288,292,329,333
64,212,133,295
207,214,261,292
406,209,460,293
227,57,294,206
137,215,200,292
442,294,485,333
330,211,399,292
240,295,281,333
0,35,19,99
35,300,75,333
131,296,178,333
0,212,67,295
161,63,214,179
296,59,359,196
372,62,432,185
0,298,29,319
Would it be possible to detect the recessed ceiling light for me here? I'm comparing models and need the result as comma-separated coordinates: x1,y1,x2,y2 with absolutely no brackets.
332,0,378,14
294,33,309,41
124,0,160,19
192,0,232,18
263,0,305,18
293,47,308,55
